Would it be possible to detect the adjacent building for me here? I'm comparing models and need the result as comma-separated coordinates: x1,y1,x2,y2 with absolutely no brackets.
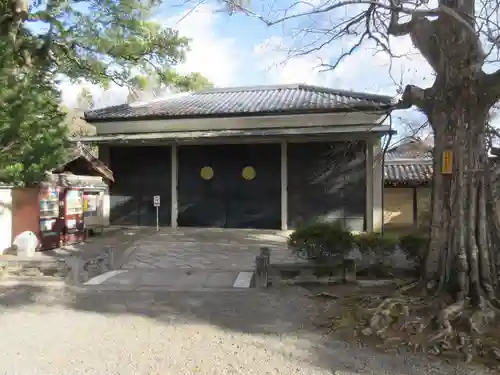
383,137,433,230
383,137,500,231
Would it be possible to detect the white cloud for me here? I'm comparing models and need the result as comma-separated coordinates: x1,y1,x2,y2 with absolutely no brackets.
254,36,333,86
253,34,433,96
162,4,242,87
61,4,240,109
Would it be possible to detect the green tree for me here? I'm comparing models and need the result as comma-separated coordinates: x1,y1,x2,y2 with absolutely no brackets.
2,0,212,91
127,72,213,103
74,87,94,113
0,41,68,187
1,0,214,186
66,87,96,137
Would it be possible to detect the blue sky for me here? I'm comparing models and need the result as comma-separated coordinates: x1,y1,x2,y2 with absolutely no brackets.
58,0,499,139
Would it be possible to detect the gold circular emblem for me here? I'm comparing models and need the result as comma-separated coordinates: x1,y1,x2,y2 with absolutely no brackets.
242,166,256,180
200,166,214,180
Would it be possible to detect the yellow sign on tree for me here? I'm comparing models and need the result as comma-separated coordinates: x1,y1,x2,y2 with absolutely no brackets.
442,150,453,174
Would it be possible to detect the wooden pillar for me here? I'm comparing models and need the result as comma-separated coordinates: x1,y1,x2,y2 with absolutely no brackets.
365,138,383,232
413,187,418,227
280,140,288,231
365,140,374,232
372,139,383,232
171,144,178,228
98,145,111,168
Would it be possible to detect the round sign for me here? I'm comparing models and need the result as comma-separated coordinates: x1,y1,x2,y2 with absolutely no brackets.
242,166,256,180
200,166,214,180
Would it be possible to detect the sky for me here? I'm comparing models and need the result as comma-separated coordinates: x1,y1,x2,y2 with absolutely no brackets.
58,0,499,139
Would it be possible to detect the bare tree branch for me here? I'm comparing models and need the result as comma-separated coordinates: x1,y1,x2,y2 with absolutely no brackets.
239,0,435,25
387,0,414,37
228,0,482,44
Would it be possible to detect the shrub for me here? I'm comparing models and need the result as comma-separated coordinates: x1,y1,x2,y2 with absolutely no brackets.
399,232,429,268
288,221,354,261
353,232,398,257
352,232,399,277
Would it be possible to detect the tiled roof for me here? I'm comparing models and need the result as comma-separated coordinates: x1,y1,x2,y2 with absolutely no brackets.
384,150,433,161
383,137,434,185
384,162,433,185
384,157,500,186
53,143,114,182
84,84,394,122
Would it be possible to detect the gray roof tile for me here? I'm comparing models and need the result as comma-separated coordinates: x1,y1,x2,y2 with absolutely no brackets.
84,84,393,122
384,162,433,185
384,150,433,161
383,139,434,184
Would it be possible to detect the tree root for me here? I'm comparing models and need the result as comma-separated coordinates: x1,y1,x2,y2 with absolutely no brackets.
327,290,500,369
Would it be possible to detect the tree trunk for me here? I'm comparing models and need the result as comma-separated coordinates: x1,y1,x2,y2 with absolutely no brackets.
424,87,499,306
397,0,500,307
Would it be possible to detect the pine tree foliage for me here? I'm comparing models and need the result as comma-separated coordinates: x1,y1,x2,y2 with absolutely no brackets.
0,40,68,187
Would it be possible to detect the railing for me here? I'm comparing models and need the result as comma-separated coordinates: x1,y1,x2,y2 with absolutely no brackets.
255,247,356,288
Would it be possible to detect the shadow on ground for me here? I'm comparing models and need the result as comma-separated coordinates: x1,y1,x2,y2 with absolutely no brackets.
0,284,488,375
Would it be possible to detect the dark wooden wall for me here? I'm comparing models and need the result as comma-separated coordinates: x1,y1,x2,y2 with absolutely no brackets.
106,140,367,230
287,141,366,231
177,144,281,229
109,146,171,226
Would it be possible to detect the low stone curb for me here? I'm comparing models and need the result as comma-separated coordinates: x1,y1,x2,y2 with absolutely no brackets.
0,259,68,279
0,278,67,289
78,285,264,292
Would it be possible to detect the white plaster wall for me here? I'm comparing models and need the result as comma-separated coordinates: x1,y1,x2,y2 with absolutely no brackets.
372,139,384,232
94,112,386,135
383,188,415,227
102,192,110,226
0,188,13,254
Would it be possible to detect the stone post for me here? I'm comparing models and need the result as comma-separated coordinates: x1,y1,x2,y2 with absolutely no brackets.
342,258,357,284
99,257,108,274
255,254,269,288
107,246,115,270
67,257,83,285
260,247,271,264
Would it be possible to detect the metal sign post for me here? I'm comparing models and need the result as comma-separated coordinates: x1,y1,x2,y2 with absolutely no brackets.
153,195,160,232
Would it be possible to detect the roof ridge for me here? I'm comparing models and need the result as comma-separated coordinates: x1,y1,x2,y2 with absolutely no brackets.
385,159,433,165
85,104,129,116
194,84,394,102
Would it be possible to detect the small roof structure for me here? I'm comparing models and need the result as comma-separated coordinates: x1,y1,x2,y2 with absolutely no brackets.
384,137,433,186
384,137,500,187
52,143,114,182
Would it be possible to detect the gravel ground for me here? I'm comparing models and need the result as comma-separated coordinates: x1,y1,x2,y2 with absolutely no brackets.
0,285,492,375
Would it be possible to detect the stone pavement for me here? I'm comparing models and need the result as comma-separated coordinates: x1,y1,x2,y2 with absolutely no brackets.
87,228,306,289
122,227,304,271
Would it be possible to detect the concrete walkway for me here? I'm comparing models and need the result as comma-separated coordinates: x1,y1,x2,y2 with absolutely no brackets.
85,269,243,290
85,228,305,289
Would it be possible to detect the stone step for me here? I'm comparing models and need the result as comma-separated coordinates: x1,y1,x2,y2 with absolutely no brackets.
0,276,67,287
0,258,68,278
